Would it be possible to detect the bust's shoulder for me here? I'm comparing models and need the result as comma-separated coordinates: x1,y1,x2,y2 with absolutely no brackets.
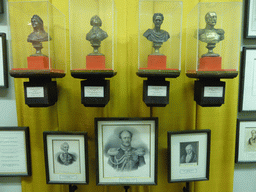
198,29,205,35
215,28,225,35
143,29,153,37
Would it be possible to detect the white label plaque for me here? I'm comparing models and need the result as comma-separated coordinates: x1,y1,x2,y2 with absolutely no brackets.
147,86,167,97
84,86,104,97
204,87,223,97
26,87,44,98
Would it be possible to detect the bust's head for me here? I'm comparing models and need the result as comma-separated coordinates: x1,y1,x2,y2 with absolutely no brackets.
205,11,217,26
31,15,44,30
153,13,164,28
119,130,133,147
90,15,102,27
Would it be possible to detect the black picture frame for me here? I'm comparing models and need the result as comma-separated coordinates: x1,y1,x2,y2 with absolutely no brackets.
238,47,256,112
0,127,31,177
0,0,3,14
43,131,89,184
235,119,256,163
244,0,256,38
0,33,7,88
95,117,158,185
168,129,211,183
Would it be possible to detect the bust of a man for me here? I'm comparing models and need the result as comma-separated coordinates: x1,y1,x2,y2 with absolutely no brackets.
86,15,108,55
27,15,51,56
143,13,170,55
198,12,224,57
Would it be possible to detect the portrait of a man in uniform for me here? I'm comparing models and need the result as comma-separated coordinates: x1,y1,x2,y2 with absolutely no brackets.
180,142,198,164
56,142,77,166
107,130,146,171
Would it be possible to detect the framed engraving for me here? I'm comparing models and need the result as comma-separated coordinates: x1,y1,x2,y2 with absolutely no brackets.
235,119,256,163
0,127,31,177
95,117,158,185
43,132,89,184
239,48,256,112
168,130,211,183
0,33,7,88
245,0,256,38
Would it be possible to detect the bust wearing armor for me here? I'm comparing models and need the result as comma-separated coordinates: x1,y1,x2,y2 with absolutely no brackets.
198,11,224,57
107,130,146,171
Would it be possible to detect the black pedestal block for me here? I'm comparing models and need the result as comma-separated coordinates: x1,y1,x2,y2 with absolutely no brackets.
24,78,57,107
81,78,110,107
194,78,225,107
143,77,170,107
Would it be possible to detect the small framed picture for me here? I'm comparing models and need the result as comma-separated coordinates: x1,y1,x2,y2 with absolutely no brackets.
168,130,211,183
0,127,31,177
239,47,256,112
95,117,158,185
43,132,89,184
0,33,7,88
244,0,256,38
235,119,256,163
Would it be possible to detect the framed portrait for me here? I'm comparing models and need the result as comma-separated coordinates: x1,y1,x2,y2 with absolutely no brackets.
235,119,256,163
244,0,256,38
168,130,211,183
239,47,256,112
0,127,31,177
43,132,89,184
95,117,158,185
0,33,7,88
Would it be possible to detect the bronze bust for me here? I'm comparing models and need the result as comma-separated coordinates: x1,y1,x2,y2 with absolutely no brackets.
143,13,170,55
86,15,108,55
198,12,225,57
27,15,51,56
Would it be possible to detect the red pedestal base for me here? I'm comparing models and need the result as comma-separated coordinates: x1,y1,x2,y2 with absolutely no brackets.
86,55,106,70
199,57,222,71
147,55,166,69
27,56,50,69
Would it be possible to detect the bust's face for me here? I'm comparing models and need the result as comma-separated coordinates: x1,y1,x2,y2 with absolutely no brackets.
252,131,256,139
120,131,132,147
91,16,102,27
206,12,217,26
154,15,163,28
31,18,39,28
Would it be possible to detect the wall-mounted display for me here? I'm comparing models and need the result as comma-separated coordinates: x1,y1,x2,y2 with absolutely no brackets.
239,47,256,112
0,33,7,88
43,132,89,184
136,0,183,107
244,0,256,38
168,130,211,183
185,2,242,107
95,117,158,185
8,1,66,107
0,127,31,177
235,119,256,163
69,0,116,107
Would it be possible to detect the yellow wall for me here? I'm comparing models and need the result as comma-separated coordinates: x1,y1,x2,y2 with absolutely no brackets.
10,0,241,191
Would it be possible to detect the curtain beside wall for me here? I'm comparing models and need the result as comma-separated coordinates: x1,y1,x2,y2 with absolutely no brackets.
11,0,240,191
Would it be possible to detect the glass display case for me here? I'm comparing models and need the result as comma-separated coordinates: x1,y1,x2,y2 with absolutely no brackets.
186,2,242,79
69,0,116,107
8,1,66,78
137,0,182,78
70,0,116,79
8,1,66,107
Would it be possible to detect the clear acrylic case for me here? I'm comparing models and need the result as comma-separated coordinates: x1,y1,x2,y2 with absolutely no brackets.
137,0,182,77
186,2,242,78
8,1,66,78
70,0,116,78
